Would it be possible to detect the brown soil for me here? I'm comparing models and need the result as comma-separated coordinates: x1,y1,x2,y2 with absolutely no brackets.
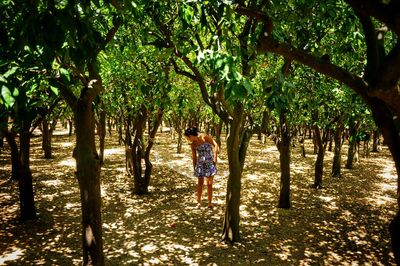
0,129,397,265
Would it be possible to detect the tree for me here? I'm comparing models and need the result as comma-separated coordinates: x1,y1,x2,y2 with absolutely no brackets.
134,0,273,242
1,1,123,264
235,0,400,261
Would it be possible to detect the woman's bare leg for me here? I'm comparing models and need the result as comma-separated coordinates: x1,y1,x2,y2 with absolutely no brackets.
206,176,214,208
197,177,204,206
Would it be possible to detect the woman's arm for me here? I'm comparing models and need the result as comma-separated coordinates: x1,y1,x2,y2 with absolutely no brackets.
205,135,219,164
191,143,197,169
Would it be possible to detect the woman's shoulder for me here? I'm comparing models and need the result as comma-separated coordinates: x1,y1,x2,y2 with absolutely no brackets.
203,134,214,142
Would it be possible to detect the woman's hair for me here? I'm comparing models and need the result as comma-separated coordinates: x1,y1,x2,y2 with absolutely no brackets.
184,126,199,137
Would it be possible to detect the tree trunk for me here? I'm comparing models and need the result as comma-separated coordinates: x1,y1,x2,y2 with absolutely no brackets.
221,127,242,243
312,133,318,154
215,119,223,149
131,108,147,195
97,109,106,163
18,122,36,221
4,131,20,181
312,125,325,189
42,118,52,159
107,118,112,137
74,100,104,266
221,111,250,243
332,117,344,177
68,119,73,136
0,115,6,151
277,113,291,208
299,136,306,157
143,109,163,189
372,129,380,152
345,121,360,169
368,100,400,264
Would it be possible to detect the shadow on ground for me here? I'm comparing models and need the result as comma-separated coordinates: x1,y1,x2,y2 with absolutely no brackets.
0,130,397,265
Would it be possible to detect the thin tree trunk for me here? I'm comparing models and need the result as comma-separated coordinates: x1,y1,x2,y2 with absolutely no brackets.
42,118,52,159
332,116,344,177
97,109,106,163
4,131,20,181
143,109,163,187
131,108,147,195
346,122,360,169
372,129,380,152
68,119,73,136
312,125,326,189
215,119,223,149
277,113,291,208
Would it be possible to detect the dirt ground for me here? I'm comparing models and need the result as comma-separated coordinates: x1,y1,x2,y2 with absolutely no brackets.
0,128,397,265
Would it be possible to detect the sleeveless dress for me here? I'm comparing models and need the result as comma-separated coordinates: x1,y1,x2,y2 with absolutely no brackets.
194,142,217,177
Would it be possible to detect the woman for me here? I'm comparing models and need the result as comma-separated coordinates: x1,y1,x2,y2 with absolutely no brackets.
184,126,218,208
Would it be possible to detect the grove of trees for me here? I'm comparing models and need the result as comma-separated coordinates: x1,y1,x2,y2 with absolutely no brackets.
1,0,399,265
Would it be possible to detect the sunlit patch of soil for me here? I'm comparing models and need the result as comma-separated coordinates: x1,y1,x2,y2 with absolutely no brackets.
0,129,397,265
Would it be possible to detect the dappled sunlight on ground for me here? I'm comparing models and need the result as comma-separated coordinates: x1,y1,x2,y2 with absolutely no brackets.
0,130,397,265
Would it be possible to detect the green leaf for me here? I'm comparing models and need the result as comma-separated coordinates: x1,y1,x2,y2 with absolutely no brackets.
4,66,18,79
1,85,15,107
50,86,59,96
243,78,252,94
179,4,194,29
59,68,71,83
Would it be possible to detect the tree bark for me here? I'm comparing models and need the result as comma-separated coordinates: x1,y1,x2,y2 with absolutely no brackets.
221,119,243,243
96,108,106,164
42,118,53,159
4,131,20,181
74,99,104,266
346,121,360,169
68,119,73,136
368,99,400,264
143,109,163,188
277,113,291,208
312,125,326,189
332,116,344,177
18,122,36,221
372,129,380,152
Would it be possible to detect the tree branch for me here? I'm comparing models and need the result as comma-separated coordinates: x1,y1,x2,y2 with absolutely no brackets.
256,35,369,99
56,79,77,109
169,58,197,81
376,42,400,88
98,17,122,54
355,11,380,84
345,0,400,36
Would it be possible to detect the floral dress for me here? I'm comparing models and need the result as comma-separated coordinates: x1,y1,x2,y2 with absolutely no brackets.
194,142,217,177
